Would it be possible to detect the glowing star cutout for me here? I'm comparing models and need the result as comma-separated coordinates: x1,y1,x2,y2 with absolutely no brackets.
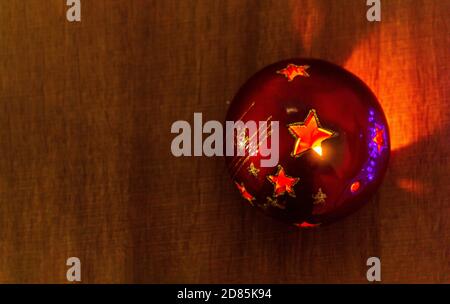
267,165,300,197
248,162,260,177
288,109,335,157
234,181,255,205
277,64,310,81
373,127,384,152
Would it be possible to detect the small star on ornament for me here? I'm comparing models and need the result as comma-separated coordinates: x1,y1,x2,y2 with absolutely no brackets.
277,64,310,81
288,109,335,157
234,181,255,206
265,196,286,210
267,165,300,197
312,188,327,205
373,127,384,152
248,162,260,177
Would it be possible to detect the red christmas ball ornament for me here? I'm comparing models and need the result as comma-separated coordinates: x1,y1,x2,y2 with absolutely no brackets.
225,59,390,227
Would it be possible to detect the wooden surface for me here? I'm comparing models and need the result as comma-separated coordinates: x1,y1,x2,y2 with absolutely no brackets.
0,0,449,283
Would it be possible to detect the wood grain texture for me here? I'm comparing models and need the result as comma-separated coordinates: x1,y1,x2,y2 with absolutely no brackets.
0,0,448,283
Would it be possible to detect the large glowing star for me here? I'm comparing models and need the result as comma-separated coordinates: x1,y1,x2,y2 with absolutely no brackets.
276,64,310,81
234,181,255,205
288,109,335,157
267,165,300,197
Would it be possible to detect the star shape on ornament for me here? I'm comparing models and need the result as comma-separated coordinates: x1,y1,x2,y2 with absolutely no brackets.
373,127,384,152
312,188,327,205
267,165,300,197
277,64,310,81
248,162,260,177
234,181,255,205
287,109,336,158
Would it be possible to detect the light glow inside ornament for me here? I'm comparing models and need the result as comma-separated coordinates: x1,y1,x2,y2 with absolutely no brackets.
225,59,390,227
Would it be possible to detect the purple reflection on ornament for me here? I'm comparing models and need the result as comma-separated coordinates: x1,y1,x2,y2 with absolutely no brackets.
350,108,388,193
